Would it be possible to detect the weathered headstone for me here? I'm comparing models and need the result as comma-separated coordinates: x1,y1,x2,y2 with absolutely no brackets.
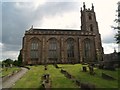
61,69,66,74
54,64,59,68
82,66,87,72
41,74,51,88
102,73,116,80
40,83,45,89
75,80,81,86
10,64,13,68
44,65,47,70
89,65,95,75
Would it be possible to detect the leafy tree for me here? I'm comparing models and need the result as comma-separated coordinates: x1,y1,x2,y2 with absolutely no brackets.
112,2,120,43
2,58,14,67
13,60,19,66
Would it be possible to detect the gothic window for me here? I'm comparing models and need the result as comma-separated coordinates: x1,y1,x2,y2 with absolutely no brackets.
90,24,93,31
48,38,57,61
67,38,74,58
88,13,92,20
84,39,91,61
30,38,39,60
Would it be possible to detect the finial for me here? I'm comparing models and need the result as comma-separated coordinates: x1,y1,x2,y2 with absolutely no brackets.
83,2,86,10
92,3,94,10
81,7,82,12
114,47,116,53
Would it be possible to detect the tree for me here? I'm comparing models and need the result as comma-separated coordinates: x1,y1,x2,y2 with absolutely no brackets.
13,60,19,66
17,51,22,66
2,58,14,67
112,2,120,43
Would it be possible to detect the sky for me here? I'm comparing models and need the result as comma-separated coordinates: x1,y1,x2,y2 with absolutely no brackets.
0,0,119,60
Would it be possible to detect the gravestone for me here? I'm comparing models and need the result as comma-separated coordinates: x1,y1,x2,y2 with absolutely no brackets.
75,80,81,86
61,69,66,74
44,65,47,70
82,66,87,72
66,72,72,79
40,83,45,89
10,64,12,68
41,74,51,88
89,65,95,75
54,64,59,68
45,74,49,83
102,73,116,80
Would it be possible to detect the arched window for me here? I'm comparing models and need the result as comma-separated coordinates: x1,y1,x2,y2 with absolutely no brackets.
30,38,39,63
67,38,74,62
48,38,58,61
83,39,91,62
90,24,93,31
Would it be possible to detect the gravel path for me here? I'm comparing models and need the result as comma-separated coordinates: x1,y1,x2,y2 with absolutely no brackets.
2,67,28,88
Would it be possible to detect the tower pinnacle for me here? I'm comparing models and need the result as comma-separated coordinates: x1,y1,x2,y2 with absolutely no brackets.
92,3,94,11
81,7,82,12
114,47,116,53
83,2,86,10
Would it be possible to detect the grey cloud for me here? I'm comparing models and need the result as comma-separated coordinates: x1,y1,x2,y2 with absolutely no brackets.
2,2,78,53
102,37,116,44
2,44,21,51
35,2,79,17
0,2,2,43
101,32,116,44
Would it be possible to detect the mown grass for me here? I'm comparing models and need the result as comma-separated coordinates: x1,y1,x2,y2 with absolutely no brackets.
46,65,78,88
12,64,119,88
1,67,21,77
13,65,44,88
58,64,119,88
13,65,78,88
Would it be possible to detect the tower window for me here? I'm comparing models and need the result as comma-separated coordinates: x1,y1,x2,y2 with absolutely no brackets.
88,13,92,20
90,24,93,31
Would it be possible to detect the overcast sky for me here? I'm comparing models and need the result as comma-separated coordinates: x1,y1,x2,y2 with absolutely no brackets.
0,0,119,60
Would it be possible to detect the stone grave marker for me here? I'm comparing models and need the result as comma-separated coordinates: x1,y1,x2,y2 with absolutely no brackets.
88,65,95,75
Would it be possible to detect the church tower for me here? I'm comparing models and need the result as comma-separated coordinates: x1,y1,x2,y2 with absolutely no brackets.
81,2,104,62
81,2,99,33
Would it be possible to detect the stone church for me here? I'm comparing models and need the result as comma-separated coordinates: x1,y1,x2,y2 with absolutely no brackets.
21,3,104,65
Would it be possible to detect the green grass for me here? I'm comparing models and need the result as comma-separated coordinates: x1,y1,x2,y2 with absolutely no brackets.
1,67,21,77
46,65,78,88
13,65,78,88
13,65,44,88
12,64,119,88
58,64,119,88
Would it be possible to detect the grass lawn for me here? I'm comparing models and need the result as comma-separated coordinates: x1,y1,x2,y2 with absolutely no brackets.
13,65,44,88
13,65,78,88
12,64,119,88
1,67,21,77
46,65,78,88
58,64,119,88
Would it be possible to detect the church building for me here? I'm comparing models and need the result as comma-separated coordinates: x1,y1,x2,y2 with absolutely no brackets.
21,3,104,65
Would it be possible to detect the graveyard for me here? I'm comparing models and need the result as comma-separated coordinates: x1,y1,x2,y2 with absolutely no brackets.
11,64,119,88
1,67,21,77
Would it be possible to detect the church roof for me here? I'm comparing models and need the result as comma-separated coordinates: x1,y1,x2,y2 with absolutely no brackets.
25,28,95,36
30,28,81,32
